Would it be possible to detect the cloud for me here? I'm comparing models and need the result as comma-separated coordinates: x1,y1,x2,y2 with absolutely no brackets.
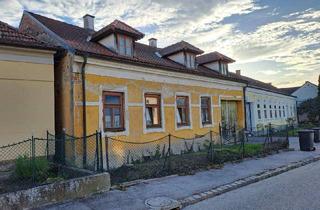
0,0,318,87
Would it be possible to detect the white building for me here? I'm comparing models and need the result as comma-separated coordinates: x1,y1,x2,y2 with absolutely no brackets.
231,71,297,131
280,81,318,106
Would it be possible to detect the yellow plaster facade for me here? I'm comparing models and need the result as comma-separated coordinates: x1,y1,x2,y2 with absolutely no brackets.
70,57,246,142
0,46,55,146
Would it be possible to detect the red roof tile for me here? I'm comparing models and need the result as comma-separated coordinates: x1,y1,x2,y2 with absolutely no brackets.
24,12,246,84
196,51,235,64
0,20,56,50
159,40,204,56
91,19,144,41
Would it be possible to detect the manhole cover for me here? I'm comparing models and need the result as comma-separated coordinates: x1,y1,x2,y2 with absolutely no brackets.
145,197,181,210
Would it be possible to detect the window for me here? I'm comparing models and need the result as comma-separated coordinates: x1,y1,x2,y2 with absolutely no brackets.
274,105,277,118
201,97,212,125
145,93,161,128
279,106,281,118
117,34,133,56
186,53,195,69
263,104,267,119
103,92,124,131
220,63,228,75
176,96,190,126
269,105,273,118
257,104,261,119
283,106,285,117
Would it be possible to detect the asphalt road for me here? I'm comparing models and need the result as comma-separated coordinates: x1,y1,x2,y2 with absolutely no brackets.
185,160,320,210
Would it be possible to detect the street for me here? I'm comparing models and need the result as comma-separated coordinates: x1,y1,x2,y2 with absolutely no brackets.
185,160,320,210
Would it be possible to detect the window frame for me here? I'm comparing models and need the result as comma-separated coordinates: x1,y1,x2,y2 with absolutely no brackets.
176,95,190,127
200,96,212,125
102,91,125,132
144,93,162,129
117,34,133,57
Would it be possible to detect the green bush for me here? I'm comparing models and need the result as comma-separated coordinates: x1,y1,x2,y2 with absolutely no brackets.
15,155,49,182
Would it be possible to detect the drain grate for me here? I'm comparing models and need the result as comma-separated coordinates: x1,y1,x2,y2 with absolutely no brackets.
145,197,181,210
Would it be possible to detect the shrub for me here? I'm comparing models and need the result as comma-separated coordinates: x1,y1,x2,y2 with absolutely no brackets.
15,155,49,182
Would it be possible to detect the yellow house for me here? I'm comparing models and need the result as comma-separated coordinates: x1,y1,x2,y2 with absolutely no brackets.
19,12,247,167
0,20,56,146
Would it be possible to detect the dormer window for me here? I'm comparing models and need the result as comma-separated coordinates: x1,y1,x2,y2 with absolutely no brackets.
159,41,203,69
118,34,133,56
197,52,235,76
90,19,144,57
186,53,195,69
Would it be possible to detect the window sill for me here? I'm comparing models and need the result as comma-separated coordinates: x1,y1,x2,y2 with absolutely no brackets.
144,127,165,134
176,125,192,131
201,123,214,128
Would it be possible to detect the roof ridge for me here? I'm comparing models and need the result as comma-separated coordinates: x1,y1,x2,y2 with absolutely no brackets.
26,11,92,32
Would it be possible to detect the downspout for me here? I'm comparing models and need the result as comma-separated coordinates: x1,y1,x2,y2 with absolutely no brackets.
81,55,88,167
243,85,248,131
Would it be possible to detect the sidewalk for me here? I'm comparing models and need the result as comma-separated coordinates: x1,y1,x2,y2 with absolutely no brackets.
44,138,320,210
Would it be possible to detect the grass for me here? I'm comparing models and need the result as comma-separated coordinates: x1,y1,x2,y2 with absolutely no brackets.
110,143,272,185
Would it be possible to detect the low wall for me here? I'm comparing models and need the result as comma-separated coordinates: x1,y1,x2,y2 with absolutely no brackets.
0,172,110,210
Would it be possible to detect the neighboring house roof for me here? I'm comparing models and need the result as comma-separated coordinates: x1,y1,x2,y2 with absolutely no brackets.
196,51,235,64
230,72,294,97
23,11,246,84
279,86,300,95
91,19,145,41
280,81,318,95
158,40,204,57
0,20,57,51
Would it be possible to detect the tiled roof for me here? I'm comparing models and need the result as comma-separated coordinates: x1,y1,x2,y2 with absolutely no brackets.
197,51,235,64
230,72,293,97
25,12,246,84
159,40,204,57
91,19,144,41
279,87,300,95
0,20,56,50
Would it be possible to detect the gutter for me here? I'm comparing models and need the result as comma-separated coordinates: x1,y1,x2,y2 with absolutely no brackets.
81,55,88,167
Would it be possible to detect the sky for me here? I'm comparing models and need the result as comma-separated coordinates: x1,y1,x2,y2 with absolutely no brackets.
0,0,319,88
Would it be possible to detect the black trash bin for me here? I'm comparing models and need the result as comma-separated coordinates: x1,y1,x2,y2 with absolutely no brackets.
313,127,320,143
298,130,315,151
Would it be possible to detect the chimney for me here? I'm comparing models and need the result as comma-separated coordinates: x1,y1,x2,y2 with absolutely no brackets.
148,38,157,47
83,14,95,30
236,70,241,75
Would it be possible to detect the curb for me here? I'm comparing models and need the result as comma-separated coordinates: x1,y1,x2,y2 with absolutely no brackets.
179,155,320,208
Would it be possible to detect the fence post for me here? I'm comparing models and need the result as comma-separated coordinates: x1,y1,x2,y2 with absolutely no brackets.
31,135,35,185
168,134,171,171
105,135,110,171
62,129,66,165
219,123,223,150
286,124,289,148
99,131,103,171
95,130,100,172
210,130,214,162
242,130,245,159
46,130,49,160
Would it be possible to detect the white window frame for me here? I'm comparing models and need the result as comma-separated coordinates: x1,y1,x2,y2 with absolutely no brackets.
99,85,129,137
175,92,192,131
142,90,165,134
199,94,214,128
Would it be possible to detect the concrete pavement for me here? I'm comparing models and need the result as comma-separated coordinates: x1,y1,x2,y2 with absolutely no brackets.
42,138,320,210
185,160,320,210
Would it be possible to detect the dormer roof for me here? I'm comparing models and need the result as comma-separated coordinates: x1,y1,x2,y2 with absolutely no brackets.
197,51,235,64
159,40,204,57
90,19,144,41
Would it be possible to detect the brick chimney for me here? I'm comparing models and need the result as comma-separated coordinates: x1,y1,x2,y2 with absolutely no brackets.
148,38,157,47
83,14,95,30
236,70,241,75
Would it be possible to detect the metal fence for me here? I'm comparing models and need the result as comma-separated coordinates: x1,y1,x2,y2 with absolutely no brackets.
106,125,289,184
0,131,103,194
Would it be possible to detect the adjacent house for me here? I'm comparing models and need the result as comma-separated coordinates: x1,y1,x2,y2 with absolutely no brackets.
19,11,247,145
0,20,56,146
231,70,297,131
280,81,318,106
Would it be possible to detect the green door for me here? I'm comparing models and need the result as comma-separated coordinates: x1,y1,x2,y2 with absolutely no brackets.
221,100,238,128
